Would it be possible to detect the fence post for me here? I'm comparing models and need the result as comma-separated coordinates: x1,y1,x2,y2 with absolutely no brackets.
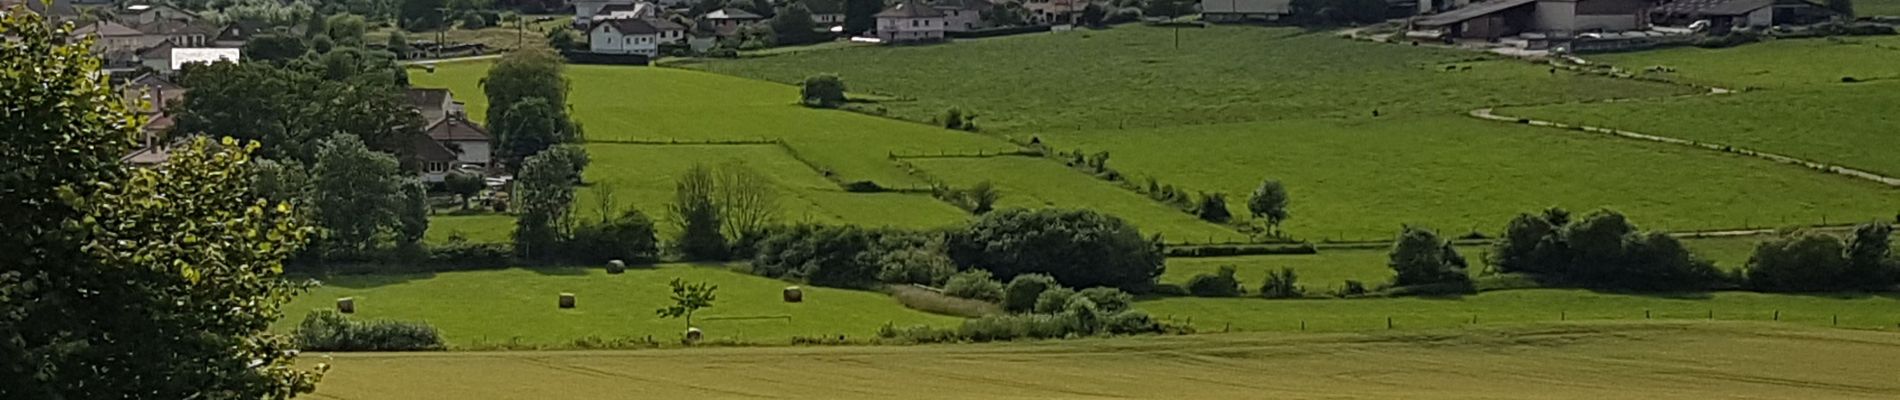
1560,311,1566,321
1224,322,1231,333
1471,314,1477,325
1300,320,1306,331
1386,316,1393,330
1833,314,1838,326
1645,309,1651,319
1708,309,1714,320
1773,310,1779,321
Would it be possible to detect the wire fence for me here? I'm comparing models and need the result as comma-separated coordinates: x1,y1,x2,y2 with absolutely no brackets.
1172,308,1900,335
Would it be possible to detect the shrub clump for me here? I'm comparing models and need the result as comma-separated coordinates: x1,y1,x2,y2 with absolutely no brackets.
1002,273,1060,312
800,73,846,108
1487,208,1720,290
565,209,660,264
1745,223,1896,292
1186,265,1243,297
948,209,1165,292
295,310,445,351
942,269,1006,302
1258,267,1304,299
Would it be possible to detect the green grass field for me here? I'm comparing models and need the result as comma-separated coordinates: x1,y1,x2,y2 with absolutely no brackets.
684,25,1693,134
1041,115,1897,241
1590,37,1900,89
678,27,1897,240
410,63,1016,187
906,156,1248,242
575,143,970,234
309,322,1900,399
1500,38,1900,177
276,265,960,347
1867,0,1900,15
424,214,514,244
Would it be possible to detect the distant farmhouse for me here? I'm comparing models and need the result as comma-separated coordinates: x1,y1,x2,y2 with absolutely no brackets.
703,8,766,36
589,17,687,56
406,88,494,182
877,0,948,43
1201,0,1294,22
1411,0,1840,41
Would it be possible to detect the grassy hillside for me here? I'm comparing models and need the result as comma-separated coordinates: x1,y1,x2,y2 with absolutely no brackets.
1503,83,1900,176
310,322,1900,399
684,26,1693,134
1041,115,1897,241
677,28,1896,240
1501,38,1900,177
276,266,961,347
410,63,1016,187
576,144,970,234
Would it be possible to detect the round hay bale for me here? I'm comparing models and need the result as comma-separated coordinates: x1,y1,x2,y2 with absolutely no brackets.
783,286,804,303
559,293,576,309
336,297,355,314
606,259,626,274
685,327,703,342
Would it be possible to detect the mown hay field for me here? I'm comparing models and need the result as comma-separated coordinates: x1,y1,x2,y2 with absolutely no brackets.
308,321,1900,399
1141,289,1900,333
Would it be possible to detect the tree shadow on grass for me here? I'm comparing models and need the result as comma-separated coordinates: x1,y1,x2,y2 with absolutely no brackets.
523,265,593,276
304,271,440,290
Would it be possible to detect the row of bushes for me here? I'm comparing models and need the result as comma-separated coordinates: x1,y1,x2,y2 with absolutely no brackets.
751,209,1167,293
877,306,1183,343
295,310,444,351
1491,208,1723,290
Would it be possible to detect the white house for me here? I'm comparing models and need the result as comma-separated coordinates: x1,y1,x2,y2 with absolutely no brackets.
876,0,947,43
168,47,239,71
589,18,685,55
573,0,635,23
425,117,493,168
807,0,847,27
1201,0,1293,22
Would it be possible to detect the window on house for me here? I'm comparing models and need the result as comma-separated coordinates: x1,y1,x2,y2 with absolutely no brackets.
427,162,448,172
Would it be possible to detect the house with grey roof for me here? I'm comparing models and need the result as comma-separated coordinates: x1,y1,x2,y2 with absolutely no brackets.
804,0,847,27
589,17,687,55
929,0,993,31
877,0,947,42
1411,0,1653,40
1202,0,1293,22
704,8,765,36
